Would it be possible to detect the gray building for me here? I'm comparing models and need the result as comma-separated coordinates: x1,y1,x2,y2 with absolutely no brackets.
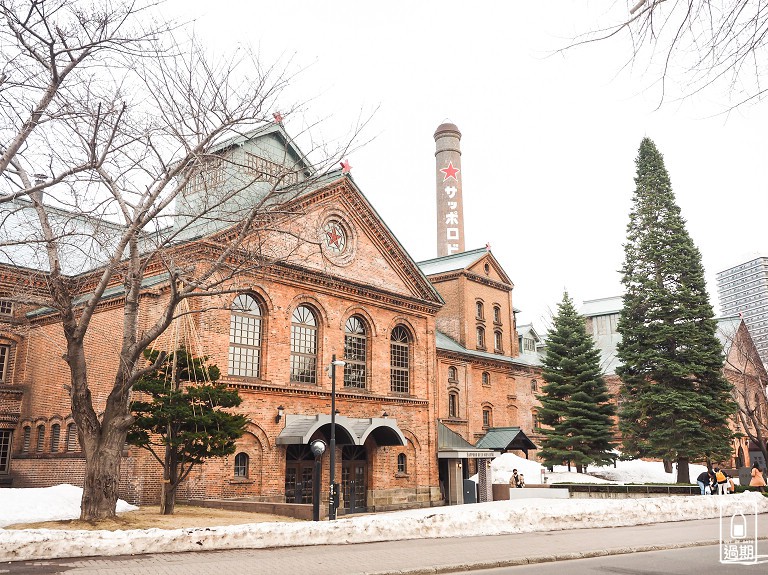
716,257,768,365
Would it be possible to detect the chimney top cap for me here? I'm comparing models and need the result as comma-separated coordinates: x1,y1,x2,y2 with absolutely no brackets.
434,120,461,139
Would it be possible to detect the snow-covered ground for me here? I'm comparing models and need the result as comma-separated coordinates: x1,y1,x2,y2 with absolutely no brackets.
1,483,766,562
484,452,711,486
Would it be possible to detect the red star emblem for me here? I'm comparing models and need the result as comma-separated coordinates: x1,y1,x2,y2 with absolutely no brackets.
440,161,459,181
326,225,343,248
340,159,352,174
273,111,283,123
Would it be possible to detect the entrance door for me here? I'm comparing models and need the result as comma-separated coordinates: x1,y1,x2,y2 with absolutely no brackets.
285,445,314,504
342,446,367,514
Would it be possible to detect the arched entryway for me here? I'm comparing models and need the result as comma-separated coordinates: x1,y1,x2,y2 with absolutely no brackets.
285,445,315,504
342,445,367,514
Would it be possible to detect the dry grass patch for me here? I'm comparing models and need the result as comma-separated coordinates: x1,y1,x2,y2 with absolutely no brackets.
6,505,303,531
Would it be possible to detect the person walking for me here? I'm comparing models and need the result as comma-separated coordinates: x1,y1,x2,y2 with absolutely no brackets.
749,462,766,491
510,469,522,488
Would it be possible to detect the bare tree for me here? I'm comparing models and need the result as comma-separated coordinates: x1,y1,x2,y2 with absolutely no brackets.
0,0,366,520
719,318,768,467
570,1,768,108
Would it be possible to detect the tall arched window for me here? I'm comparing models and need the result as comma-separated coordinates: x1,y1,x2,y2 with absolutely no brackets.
447,366,458,382
482,371,490,386
448,391,458,418
397,453,407,474
50,423,60,453
234,452,249,477
476,326,486,349
291,305,318,384
390,325,410,394
229,294,263,378
22,426,30,452
482,407,492,428
531,379,538,392
494,330,503,351
343,315,367,389
66,423,78,452
493,305,501,324
476,301,484,320
36,425,45,452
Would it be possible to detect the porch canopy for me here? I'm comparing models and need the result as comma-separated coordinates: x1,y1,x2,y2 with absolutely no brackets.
475,427,537,458
437,421,500,459
276,414,406,446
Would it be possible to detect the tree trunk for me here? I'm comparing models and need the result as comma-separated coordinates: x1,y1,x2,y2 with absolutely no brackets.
676,457,690,484
80,424,126,520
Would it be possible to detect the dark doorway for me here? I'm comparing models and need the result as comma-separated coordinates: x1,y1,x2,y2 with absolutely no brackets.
342,445,367,514
285,445,314,504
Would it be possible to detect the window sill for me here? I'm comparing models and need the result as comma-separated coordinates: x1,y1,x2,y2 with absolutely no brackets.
395,472,410,479
476,346,487,352
229,478,254,485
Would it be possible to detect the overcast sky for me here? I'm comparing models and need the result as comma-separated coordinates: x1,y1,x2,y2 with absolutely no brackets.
162,1,768,330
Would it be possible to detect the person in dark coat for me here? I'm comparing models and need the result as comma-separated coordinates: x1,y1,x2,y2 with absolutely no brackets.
696,470,715,495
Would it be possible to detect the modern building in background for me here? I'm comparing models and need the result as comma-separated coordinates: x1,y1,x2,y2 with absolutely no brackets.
717,257,768,365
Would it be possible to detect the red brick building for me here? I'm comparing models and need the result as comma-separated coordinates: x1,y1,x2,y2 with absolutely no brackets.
0,125,544,514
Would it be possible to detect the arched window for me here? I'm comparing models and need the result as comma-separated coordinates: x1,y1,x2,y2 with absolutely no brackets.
291,305,318,384
482,371,490,386
234,452,249,477
343,315,367,389
531,379,538,392
493,305,501,324
482,407,492,428
397,453,407,474
448,391,458,418
476,301,484,320
229,294,263,378
22,426,30,452
390,325,410,394
476,326,485,349
494,330,503,351
66,423,78,452
36,425,45,452
50,423,60,453
532,411,540,429
447,366,458,383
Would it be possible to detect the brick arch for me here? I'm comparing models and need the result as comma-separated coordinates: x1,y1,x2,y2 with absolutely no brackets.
285,295,329,328
0,332,23,344
386,317,421,345
228,287,275,316
338,306,379,337
244,421,271,450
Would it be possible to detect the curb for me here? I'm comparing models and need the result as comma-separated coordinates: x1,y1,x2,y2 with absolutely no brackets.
366,539,725,575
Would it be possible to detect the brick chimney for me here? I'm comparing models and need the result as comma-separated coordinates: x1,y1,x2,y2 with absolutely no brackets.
434,121,465,256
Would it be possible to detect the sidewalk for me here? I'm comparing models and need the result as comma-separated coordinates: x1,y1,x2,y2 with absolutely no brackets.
4,516,767,575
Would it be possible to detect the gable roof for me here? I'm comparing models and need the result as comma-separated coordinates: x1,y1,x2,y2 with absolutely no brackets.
417,248,488,276
475,427,538,451
436,330,542,367
210,122,313,174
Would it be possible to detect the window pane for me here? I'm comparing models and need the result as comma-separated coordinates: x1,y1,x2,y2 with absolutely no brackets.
22,426,30,452
66,424,79,452
229,295,262,378
390,326,410,393
0,345,8,382
291,306,317,384
50,424,60,453
344,316,367,388
0,430,10,473
36,425,45,452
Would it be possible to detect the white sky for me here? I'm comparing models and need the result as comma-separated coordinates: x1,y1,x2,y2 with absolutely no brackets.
159,1,768,330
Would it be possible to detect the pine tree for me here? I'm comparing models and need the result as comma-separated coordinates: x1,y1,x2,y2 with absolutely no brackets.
616,138,735,483
128,347,247,514
539,292,616,472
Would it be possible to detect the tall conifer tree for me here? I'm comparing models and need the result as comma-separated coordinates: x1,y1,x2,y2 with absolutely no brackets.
539,292,616,471
617,138,735,483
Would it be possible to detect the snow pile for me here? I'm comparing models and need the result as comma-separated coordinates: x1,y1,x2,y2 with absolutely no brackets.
547,471,612,484
1,491,765,562
584,459,709,484
0,484,137,528
489,453,544,484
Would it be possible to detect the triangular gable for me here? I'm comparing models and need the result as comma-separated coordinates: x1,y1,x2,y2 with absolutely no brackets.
225,173,443,306
475,427,537,451
212,123,312,175
418,248,512,288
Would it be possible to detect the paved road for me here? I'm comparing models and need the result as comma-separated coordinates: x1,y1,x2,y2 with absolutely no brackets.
1,516,766,575
451,545,768,574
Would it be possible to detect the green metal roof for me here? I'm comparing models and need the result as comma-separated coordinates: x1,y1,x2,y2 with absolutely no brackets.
475,427,537,451
437,421,478,451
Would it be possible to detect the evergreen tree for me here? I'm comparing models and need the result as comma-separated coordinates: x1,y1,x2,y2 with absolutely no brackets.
616,138,735,483
128,348,247,514
539,292,616,472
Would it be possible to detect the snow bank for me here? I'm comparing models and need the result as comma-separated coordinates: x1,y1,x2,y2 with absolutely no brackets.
0,485,137,528
1,491,766,562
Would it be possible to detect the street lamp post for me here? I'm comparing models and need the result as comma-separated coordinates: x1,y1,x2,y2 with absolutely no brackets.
329,354,345,520
309,439,326,521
